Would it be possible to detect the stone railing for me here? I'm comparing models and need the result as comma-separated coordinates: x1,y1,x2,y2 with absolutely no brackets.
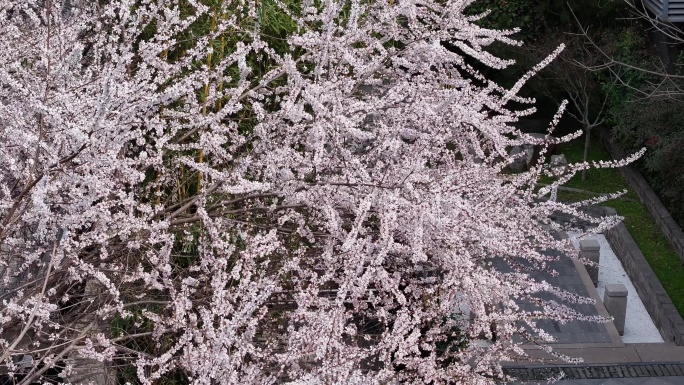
602,207,684,345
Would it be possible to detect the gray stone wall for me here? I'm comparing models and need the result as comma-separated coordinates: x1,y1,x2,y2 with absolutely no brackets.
603,210,684,345
599,128,684,266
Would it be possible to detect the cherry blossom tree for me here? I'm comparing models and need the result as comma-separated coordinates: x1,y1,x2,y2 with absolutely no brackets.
0,0,642,384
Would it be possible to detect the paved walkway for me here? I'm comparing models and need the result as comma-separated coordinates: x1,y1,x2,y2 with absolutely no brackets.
499,229,684,384
500,250,684,365
492,248,620,349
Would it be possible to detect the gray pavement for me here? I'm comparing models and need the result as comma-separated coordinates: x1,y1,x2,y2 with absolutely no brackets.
498,227,684,384
492,252,615,346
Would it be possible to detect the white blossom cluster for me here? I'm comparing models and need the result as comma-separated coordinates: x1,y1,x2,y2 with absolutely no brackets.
0,0,638,384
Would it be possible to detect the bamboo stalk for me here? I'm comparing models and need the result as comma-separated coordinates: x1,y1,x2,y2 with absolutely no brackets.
198,8,218,192
158,49,168,207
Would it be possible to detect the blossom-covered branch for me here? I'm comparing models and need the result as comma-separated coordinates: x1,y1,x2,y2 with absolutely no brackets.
0,0,637,384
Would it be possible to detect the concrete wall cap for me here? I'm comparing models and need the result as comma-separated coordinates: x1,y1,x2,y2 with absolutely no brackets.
605,283,628,297
579,238,601,251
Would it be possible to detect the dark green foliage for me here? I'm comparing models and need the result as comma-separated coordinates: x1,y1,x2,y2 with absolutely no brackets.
465,0,623,42
599,27,684,226
611,97,684,224
466,0,542,41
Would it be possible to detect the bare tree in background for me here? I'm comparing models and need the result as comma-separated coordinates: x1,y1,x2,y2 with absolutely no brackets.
574,3,684,100
523,33,610,181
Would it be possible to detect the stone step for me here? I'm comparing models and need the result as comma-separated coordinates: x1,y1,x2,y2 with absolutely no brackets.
504,362,684,382
508,345,684,365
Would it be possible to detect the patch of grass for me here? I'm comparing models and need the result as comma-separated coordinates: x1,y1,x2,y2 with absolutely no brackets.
610,199,684,315
538,132,635,198
554,132,684,316
556,133,636,197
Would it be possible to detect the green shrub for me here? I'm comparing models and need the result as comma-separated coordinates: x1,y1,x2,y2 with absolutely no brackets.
599,27,684,226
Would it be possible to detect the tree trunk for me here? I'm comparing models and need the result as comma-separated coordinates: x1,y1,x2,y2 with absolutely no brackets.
582,127,591,181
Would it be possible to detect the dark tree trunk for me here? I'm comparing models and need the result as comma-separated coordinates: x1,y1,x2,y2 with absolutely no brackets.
582,127,591,181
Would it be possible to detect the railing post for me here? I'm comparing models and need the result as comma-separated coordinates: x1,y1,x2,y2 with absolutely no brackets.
604,284,628,336
580,239,601,287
